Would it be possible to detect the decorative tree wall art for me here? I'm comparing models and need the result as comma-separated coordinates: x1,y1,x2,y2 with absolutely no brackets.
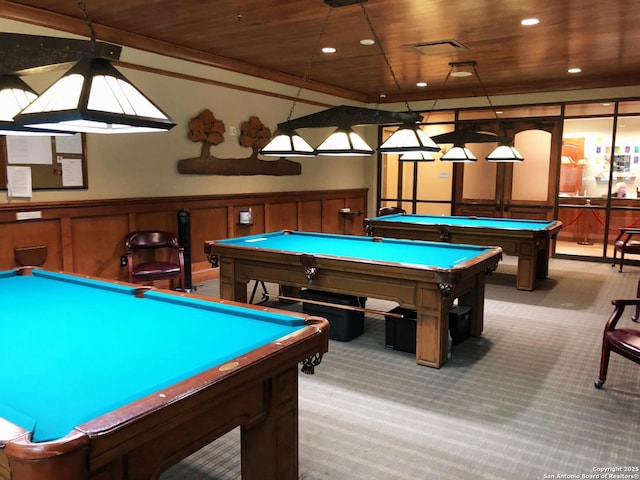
177,109,301,176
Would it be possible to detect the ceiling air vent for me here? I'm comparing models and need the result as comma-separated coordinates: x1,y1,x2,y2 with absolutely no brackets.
407,39,469,56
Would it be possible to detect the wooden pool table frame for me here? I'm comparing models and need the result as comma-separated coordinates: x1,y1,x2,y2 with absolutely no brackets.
365,216,562,291
0,269,329,480
205,231,502,369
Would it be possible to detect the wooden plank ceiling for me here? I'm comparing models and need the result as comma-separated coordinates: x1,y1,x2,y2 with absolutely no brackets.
1,0,640,104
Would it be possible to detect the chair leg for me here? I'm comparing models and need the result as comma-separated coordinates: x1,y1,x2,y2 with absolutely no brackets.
618,251,625,272
595,343,611,389
634,280,640,322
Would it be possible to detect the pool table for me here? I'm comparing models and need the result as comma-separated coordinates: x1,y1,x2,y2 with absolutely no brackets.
204,230,502,368
365,214,562,291
0,267,328,480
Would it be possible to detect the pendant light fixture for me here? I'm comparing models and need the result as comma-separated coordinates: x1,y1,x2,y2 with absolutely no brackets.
12,1,175,134
311,4,373,157
486,144,524,162
399,151,435,162
0,75,68,136
468,61,524,162
355,1,439,156
314,126,374,156
427,61,523,162
260,8,334,157
267,0,434,157
440,145,478,162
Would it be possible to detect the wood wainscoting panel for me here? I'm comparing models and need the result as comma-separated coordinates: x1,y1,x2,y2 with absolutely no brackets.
322,198,346,234
0,189,367,280
265,202,298,232
299,200,322,232
134,210,181,233
70,214,130,279
1,219,63,270
189,206,230,264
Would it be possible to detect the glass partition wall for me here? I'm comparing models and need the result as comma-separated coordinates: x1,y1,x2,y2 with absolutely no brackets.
377,99,640,263
557,102,640,258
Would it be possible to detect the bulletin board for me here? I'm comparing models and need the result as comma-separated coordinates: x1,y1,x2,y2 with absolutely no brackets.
0,133,87,193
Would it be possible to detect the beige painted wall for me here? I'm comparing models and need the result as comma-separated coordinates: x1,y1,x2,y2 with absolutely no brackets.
2,18,640,216
1,18,378,210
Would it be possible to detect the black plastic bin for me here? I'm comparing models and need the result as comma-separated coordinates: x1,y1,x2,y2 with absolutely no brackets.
385,305,472,354
300,289,366,341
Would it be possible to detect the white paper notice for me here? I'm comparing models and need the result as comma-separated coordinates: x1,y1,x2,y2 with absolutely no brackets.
55,133,83,154
6,136,52,165
61,158,83,186
6,166,33,197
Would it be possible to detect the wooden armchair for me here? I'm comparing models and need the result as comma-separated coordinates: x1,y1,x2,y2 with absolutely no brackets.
611,227,640,272
377,206,406,216
594,289,640,389
124,231,185,290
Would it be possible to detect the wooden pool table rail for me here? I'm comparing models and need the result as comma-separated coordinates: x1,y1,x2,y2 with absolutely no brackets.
364,217,562,291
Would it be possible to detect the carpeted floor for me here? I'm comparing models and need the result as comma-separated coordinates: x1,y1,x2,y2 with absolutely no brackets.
161,256,640,479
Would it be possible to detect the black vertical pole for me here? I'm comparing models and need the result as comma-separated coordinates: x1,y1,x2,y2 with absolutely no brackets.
177,209,193,291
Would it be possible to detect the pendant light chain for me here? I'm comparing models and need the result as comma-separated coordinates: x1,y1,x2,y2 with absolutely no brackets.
359,2,411,112
472,63,501,122
77,0,96,41
285,7,333,122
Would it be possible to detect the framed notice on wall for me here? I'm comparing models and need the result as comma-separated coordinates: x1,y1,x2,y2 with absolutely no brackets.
0,133,87,196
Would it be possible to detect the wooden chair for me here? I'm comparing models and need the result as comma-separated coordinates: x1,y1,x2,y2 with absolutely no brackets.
594,285,640,389
377,206,406,216
611,227,640,272
124,231,185,290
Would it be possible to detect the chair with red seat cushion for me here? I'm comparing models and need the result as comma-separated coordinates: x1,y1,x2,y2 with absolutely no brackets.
612,227,640,272
594,290,640,389
124,231,185,290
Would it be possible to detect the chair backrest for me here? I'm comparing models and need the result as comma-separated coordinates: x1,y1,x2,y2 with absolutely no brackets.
378,206,406,217
124,231,181,251
124,231,185,288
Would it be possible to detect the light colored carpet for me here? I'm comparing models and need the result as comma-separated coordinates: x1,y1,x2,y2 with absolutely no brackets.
162,256,640,479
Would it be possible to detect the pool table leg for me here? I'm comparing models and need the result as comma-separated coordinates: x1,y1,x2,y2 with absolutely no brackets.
415,286,449,368
241,366,299,480
516,242,537,291
414,273,486,368
516,239,550,291
535,238,551,280
218,257,249,303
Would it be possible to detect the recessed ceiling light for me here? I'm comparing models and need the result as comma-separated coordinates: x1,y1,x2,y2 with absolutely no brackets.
322,47,336,53
416,82,427,87
521,18,539,26
568,67,582,74
360,38,375,46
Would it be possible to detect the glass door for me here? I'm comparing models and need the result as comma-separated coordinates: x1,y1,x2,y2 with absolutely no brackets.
453,119,561,221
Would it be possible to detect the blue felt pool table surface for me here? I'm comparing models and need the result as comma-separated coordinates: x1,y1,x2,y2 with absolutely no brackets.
214,230,498,269
0,269,309,443
369,213,558,231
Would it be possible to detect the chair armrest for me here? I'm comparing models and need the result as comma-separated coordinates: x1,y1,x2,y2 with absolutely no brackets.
618,227,640,235
611,298,640,306
605,298,640,331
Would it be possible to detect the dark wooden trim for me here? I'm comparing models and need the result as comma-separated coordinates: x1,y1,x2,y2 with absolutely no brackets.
0,1,366,103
